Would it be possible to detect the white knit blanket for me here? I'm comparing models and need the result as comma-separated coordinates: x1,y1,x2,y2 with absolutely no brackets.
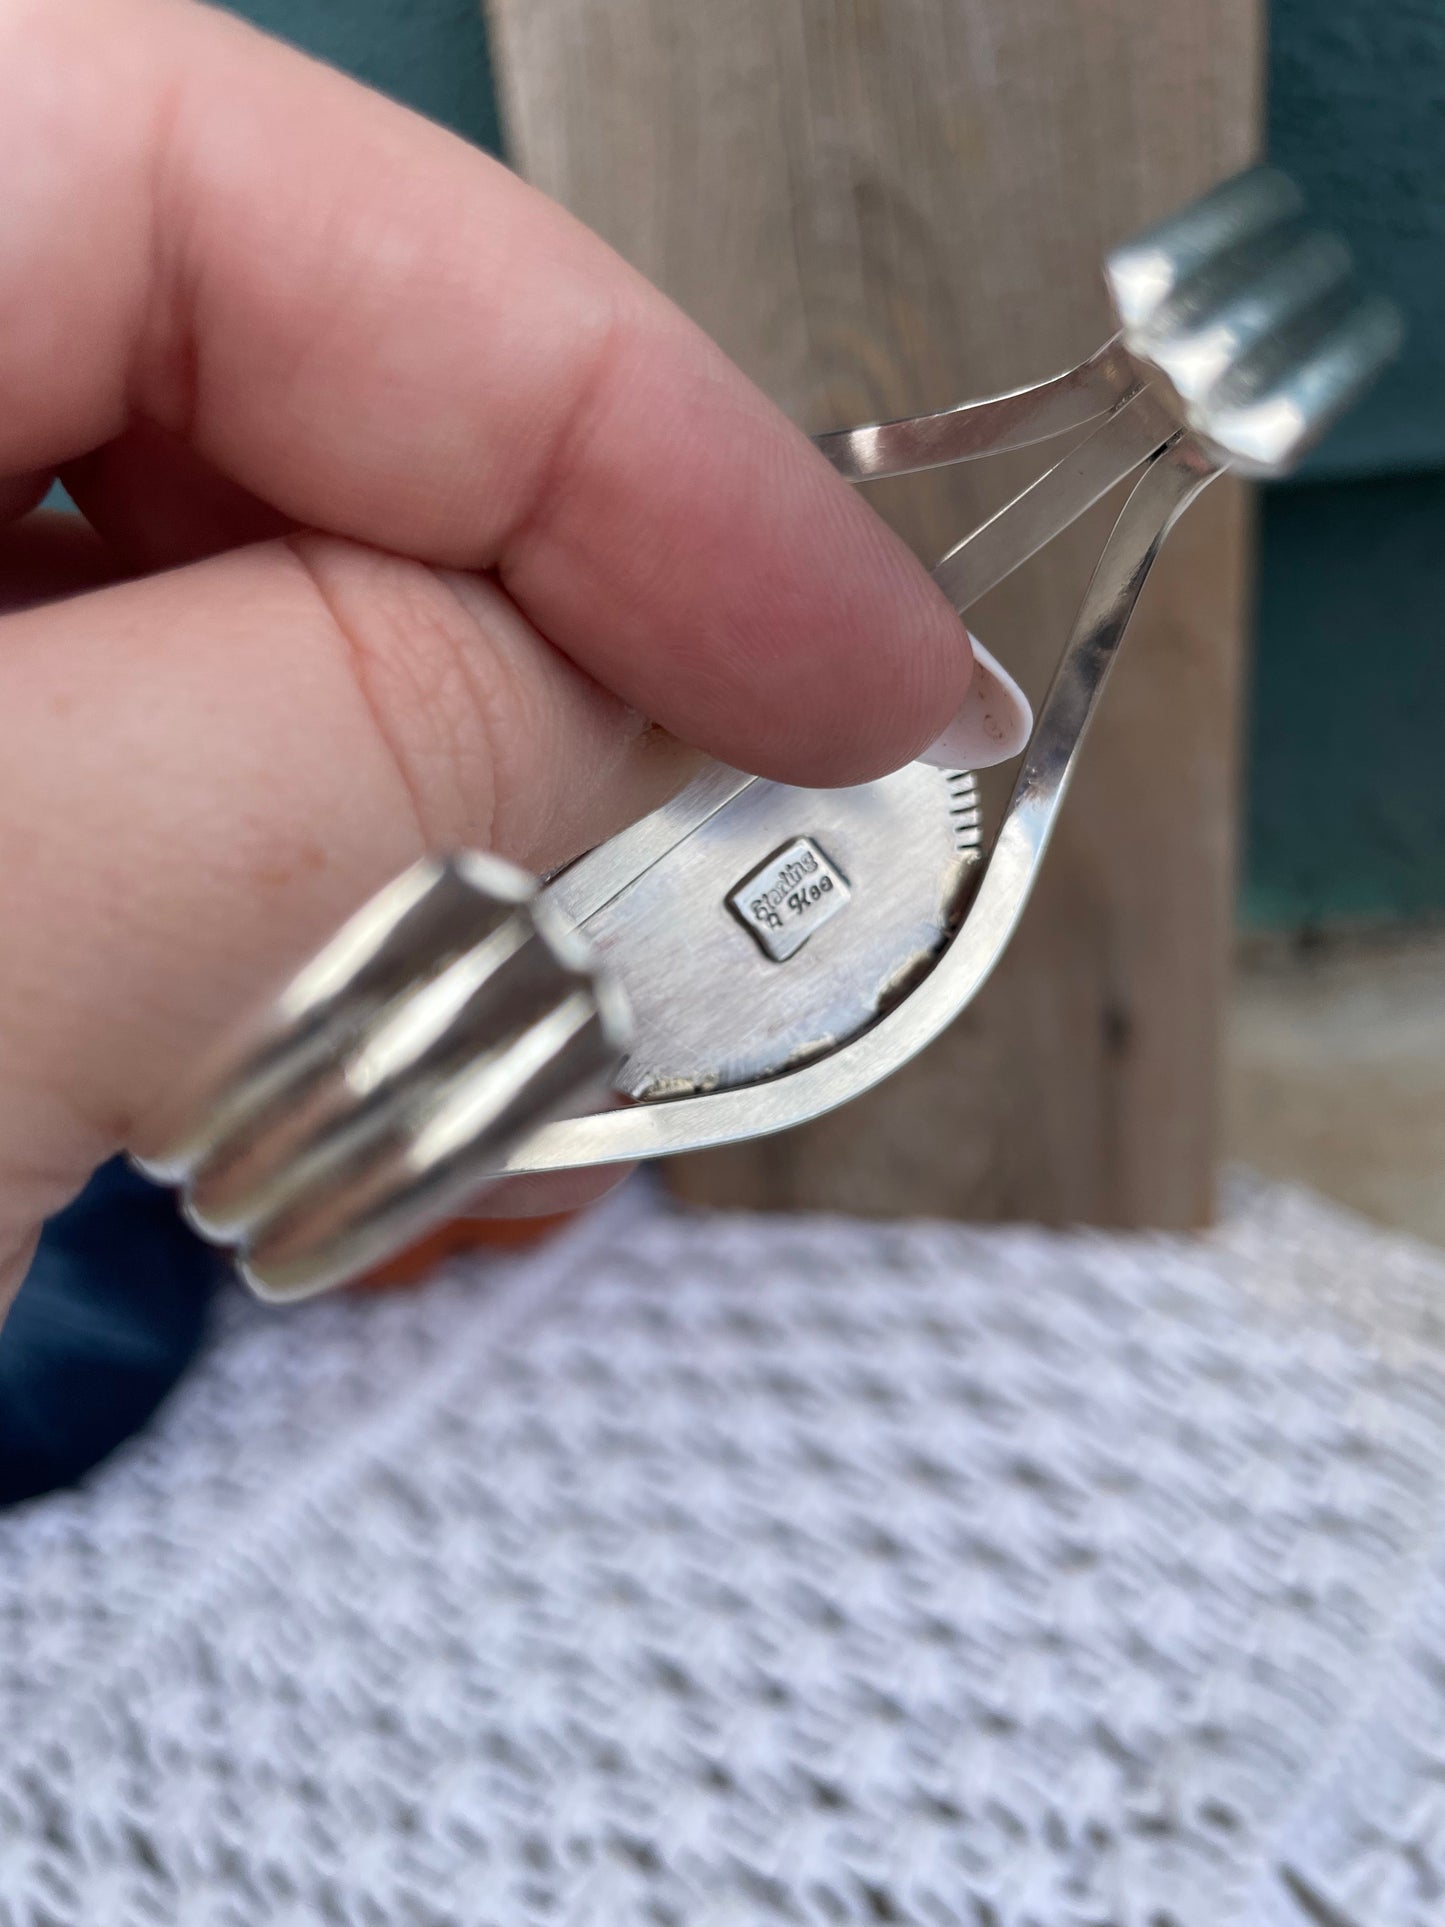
3,1176,1444,1926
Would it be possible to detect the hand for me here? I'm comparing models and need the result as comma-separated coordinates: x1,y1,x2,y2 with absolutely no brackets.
0,0,981,1302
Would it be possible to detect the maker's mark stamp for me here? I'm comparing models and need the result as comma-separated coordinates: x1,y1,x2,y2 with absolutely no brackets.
726,837,850,962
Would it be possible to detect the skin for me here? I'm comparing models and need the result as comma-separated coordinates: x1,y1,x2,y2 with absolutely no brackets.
0,0,974,1307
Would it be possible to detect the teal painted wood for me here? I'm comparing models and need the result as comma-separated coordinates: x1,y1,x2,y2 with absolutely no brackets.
1253,0,1445,924
1269,0,1445,481
219,0,502,154
1245,470,1445,927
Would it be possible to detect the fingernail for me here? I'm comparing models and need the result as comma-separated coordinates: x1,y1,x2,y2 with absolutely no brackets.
918,632,1032,771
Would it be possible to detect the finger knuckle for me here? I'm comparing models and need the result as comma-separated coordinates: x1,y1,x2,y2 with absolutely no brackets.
286,533,543,855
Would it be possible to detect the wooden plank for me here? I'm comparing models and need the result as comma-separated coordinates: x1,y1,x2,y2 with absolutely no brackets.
486,0,1261,1227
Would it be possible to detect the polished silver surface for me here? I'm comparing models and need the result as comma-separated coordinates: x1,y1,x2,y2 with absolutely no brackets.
929,386,1180,613
546,760,758,928
558,765,981,1099
1105,165,1404,475
497,435,1220,1176
1106,168,1306,335
150,170,1401,1270
818,165,1401,492
141,855,627,1299
491,168,1399,1178
815,335,1142,480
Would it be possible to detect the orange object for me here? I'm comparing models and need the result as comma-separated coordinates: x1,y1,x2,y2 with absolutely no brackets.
354,1213,575,1288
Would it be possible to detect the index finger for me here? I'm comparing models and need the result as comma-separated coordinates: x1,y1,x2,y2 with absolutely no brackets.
1,0,970,783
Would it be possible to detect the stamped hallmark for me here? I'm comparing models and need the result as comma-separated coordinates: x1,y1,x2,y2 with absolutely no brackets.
726,836,851,962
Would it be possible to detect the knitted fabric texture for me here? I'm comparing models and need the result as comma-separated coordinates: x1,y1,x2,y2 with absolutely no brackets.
2,1177,1444,1926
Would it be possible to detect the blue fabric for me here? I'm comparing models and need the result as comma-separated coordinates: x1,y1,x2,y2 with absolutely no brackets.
0,1163,222,1506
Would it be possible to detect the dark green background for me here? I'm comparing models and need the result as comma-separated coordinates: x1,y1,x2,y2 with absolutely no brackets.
222,0,1445,930
1251,0,1445,926
231,0,502,154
